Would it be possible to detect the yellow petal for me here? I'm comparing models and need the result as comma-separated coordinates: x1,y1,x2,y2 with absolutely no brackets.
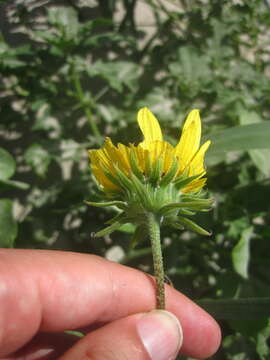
91,147,112,173
117,143,131,172
146,140,174,174
137,107,163,148
182,178,207,193
91,165,120,191
89,140,118,179
103,138,130,175
88,149,104,168
188,140,211,176
162,143,175,173
175,109,201,167
135,144,148,173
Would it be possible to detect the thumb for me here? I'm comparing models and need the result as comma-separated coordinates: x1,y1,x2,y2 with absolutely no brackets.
60,310,183,360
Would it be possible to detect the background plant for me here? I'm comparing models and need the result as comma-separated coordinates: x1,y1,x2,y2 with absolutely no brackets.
0,0,270,359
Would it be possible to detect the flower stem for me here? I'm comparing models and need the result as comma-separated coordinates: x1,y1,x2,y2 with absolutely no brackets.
72,73,102,144
146,212,165,309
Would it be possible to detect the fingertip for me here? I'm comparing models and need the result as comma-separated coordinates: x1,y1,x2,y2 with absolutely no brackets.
200,316,221,358
180,306,221,358
137,310,183,360
59,311,183,360
167,287,221,358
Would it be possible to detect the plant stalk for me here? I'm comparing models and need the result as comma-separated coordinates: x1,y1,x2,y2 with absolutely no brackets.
72,73,102,144
146,212,165,309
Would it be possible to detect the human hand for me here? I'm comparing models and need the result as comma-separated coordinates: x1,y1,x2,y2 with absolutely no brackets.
0,249,221,359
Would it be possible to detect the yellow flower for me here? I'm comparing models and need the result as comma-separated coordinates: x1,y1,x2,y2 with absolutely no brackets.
88,108,212,304
87,107,213,237
89,107,210,196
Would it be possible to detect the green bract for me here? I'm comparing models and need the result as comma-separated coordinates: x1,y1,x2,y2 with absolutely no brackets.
88,107,213,239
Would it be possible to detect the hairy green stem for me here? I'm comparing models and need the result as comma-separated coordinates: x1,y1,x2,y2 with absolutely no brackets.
146,212,165,309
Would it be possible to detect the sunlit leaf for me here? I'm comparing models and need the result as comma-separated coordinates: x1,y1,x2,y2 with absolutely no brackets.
206,123,270,162
232,226,253,279
0,148,16,181
24,144,51,177
0,199,17,247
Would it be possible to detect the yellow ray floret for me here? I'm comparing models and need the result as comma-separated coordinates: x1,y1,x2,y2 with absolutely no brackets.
174,109,201,170
88,107,210,195
137,107,163,148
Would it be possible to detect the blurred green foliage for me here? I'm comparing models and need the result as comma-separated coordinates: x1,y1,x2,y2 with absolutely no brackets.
0,1,270,358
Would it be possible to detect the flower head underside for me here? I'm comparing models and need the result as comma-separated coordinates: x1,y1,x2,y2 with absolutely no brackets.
87,107,213,307
87,107,213,237
89,107,210,197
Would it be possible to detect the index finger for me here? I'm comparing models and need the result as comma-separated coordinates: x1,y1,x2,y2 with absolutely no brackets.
0,249,221,358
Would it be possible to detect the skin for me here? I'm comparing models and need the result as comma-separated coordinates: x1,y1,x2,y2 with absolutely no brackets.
0,249,221,359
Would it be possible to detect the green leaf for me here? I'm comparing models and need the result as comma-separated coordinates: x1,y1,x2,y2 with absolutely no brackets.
160,199,213,214
0,148,16,181
232,226,253,279
173,173,201,190
166,221,184,230
249,149,270,178
48,7,79,40
0,179,29,190
238,109,270,177
129,149,144,182
137,89,176,120
129,225,147,249
159,157,178,186
105,212,125,225
0,199,17,247
94,220,126,238
197,298,270,320
177,216,211,236
85,200,126,209
118,223,136,234
169,46,210,95
149,157,163,185
88,61,139,92
206,123,270,159
256,319,270,359
24,144,51,177
113,165,133,192
130,174,153,209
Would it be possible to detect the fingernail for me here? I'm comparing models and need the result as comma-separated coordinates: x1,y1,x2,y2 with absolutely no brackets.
137,310,183,360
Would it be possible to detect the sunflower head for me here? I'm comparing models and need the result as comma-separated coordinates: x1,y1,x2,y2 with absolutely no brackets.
87,107,213,238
